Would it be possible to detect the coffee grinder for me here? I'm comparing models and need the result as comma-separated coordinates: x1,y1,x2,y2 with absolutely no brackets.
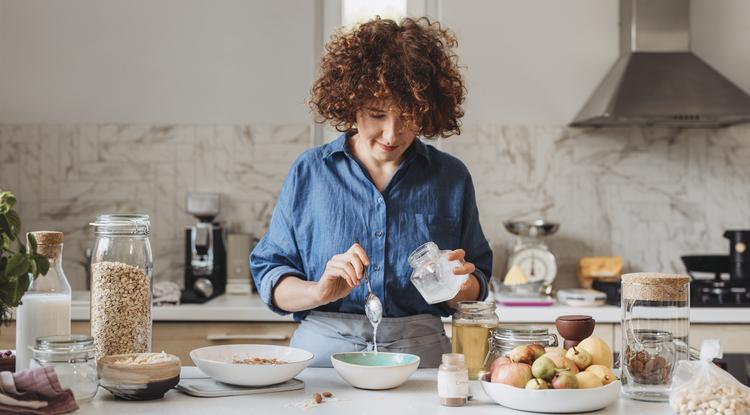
181,192,226,303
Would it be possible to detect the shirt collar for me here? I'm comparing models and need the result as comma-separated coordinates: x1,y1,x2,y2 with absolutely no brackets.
323,133,432,165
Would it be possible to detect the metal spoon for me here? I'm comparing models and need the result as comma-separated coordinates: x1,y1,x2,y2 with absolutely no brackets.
354,240,383,325
363,266,383,325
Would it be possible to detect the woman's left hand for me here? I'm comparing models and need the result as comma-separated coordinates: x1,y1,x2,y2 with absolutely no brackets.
446,249,476,281
445,249,481,310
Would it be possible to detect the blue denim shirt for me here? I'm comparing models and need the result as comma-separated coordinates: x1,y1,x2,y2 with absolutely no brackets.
250,133,492,321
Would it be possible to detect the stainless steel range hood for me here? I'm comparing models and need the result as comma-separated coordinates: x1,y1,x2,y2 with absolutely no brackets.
570,0,750,128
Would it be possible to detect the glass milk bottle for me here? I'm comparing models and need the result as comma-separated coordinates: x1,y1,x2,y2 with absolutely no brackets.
16,231,72,370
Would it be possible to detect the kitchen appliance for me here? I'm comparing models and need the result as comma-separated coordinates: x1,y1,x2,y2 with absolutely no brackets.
683,255,750,307
725,230,750,281
503,220,559,289
226,233,255,295
557,288,607,307
571,0,750,127
182,193,226,303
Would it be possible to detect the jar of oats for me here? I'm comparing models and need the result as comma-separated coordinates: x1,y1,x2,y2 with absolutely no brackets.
90,214,153,360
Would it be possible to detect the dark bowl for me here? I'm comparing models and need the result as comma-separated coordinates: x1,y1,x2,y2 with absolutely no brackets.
555,315,595,342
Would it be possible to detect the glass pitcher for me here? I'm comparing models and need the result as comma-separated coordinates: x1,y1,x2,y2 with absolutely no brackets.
409,242,468,304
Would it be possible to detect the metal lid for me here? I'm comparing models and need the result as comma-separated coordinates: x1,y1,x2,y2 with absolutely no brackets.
90,214,150,235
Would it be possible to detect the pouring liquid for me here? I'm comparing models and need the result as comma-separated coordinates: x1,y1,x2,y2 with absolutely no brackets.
371,321,379,353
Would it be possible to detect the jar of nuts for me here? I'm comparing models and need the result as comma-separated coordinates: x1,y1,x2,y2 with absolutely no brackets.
621,273,690,402
624,330,676,386
90,214,153,360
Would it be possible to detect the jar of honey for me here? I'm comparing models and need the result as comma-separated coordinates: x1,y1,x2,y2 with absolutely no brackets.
451,301,498,379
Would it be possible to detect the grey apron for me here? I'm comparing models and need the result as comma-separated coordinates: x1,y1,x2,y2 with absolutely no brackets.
290,311,450,368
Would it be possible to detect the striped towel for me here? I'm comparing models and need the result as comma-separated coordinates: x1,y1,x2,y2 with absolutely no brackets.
0,366,78,414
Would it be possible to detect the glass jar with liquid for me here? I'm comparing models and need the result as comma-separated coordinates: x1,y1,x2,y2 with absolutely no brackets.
451,301,498,379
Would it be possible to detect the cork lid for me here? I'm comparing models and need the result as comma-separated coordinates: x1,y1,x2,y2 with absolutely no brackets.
28,231,63,258
621,272,689,302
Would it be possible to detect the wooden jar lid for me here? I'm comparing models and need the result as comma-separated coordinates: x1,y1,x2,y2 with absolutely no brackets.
621,272,689,302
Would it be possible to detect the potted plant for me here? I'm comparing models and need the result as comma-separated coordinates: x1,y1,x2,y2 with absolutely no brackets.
0,190,49,325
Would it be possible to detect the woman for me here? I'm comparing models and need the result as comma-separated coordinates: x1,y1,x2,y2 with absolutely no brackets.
250,17,492,367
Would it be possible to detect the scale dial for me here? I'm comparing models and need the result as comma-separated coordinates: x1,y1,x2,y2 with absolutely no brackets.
508,246,557,285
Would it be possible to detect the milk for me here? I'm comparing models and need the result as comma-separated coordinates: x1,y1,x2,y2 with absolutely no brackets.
15,293,71,370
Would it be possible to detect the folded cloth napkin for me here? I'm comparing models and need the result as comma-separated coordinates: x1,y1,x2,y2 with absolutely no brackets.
153,280,182,305
0,367,78,414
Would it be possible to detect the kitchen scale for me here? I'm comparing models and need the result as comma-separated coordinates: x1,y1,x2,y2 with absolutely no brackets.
495,220,559,306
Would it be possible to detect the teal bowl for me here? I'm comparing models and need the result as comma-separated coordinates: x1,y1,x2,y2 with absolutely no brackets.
331,352,420,390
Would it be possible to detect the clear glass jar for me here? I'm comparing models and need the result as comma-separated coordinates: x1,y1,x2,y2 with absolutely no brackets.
451,301,498,379
409,242,468,304
31,335,98,402
16,231,71,371
621,272,689,402
438,353,468,407
483,326,558,369
90,214,153,360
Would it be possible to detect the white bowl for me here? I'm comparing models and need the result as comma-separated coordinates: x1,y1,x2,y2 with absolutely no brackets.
480,378,622,413
190,344,313,386
330,352,420,390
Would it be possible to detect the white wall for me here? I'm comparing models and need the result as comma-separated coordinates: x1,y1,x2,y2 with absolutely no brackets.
0,0,316,124
440,0,619,125
691,0,750,95
1,0,748,126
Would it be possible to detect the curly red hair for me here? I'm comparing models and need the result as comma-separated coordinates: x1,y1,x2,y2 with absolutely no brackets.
309,17,466,139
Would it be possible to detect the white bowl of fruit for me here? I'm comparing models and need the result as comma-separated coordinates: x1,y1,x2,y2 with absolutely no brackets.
480,336,621,413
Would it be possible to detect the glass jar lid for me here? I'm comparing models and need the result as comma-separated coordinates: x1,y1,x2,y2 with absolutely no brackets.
32,335,95,362
629,329,673,345
492,326,550,342
90,214,150,235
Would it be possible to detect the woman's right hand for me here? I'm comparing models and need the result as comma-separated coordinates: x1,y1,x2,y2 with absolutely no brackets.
314,243,370,305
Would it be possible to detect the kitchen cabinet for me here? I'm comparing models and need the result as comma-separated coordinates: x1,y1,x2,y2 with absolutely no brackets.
0,321,298,363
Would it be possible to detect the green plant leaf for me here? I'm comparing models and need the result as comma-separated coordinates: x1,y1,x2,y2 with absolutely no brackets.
28,233,37,253
4,252,29,278
0,214,10,237
0,191,15,213
1,234,10,251
33,253,49,276
6,209,20,235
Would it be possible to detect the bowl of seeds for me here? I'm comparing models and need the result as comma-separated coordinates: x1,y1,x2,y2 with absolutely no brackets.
190,344,313,386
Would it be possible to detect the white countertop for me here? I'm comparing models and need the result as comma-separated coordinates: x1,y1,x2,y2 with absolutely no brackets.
77,367,671,415
67,291,750,324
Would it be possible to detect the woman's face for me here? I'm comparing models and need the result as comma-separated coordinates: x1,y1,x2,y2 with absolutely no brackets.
354,101,420,163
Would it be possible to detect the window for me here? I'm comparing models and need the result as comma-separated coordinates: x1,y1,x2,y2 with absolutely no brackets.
342,0,407,27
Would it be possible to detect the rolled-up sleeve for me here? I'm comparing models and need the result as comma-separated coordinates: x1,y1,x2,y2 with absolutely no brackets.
460,172,493,301
250,163,306,315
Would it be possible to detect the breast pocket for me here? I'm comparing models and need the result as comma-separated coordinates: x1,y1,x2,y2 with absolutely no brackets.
414,213,461,250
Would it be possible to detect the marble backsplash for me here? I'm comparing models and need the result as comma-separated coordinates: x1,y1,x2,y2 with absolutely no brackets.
1,123,749,290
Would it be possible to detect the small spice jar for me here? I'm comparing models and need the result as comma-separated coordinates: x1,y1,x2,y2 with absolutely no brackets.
451,301,498,379
438,353,468,407
483,326,558,369
31,335,98,402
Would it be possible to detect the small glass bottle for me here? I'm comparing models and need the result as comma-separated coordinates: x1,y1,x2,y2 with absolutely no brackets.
452,301,498,379
31,335,98,402
438,353,468,407
16,231,72,371
409,241,468,304
90,214,153,359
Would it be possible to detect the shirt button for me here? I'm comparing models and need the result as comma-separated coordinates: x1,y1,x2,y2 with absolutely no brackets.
375,230,383,237
377,197,384,204
373,265,381,271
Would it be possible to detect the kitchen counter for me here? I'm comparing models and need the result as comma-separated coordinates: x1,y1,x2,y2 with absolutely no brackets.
66,291,750,323
77,367,671,415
